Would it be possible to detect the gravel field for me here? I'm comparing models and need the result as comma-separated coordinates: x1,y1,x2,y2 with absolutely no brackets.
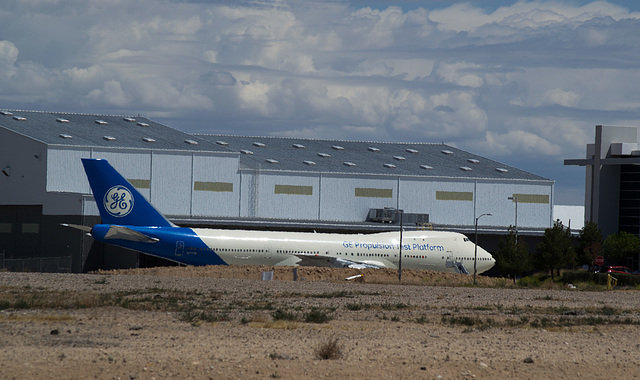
1,266,639,379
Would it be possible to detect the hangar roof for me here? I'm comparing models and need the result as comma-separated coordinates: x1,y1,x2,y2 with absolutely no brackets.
196,134,551,182
0,109,550,182
0,110,226,152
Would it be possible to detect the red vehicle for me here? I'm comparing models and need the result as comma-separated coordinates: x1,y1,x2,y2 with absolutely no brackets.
602,266,633,274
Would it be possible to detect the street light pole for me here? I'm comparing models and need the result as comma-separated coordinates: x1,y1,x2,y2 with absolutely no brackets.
508,196,518,244
474,213,492,285
398,209,403,282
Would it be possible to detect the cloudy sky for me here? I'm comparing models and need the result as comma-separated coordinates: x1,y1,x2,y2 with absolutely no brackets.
2,0,640,205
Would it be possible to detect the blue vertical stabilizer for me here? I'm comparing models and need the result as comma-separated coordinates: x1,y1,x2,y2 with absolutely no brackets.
82,158,174,227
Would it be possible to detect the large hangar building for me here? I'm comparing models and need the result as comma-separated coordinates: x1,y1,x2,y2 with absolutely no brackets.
0,110,555,272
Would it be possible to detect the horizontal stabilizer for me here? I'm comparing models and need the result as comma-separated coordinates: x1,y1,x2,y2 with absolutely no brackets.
104,225,159,243
61,223,92,233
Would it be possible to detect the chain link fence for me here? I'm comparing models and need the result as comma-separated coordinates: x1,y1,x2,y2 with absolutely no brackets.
0,253,72,273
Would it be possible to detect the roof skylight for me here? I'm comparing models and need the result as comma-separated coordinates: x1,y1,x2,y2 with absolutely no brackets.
59,134,73,139
468,158,480,164
240,149,253,155
343,161,356,167
13,116,26,121
406,148,419,154
496,168,509,173
123,117,136,122
0,111,13,116
137,122,150,127
368,147,380,152
393,156,406,161
303,160,316,165
383,163,396,168
420,164,433,170
142,137,156,143
253,142,266,147
460,166,472,171
185,139,198,145
56,118,69,123
103,136,116,141
441,149,454,155
317,152,331,158
95,120,108,125
265,159,278,164
293,143,305,149
332,145,344,150
216,140,229,146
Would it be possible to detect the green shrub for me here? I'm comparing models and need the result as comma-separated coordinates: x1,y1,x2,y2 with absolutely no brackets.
304,308,332,324
272,309,298,321
517,276,541,288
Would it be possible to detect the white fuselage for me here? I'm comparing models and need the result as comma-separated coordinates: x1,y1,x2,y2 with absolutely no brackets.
187,229,495,274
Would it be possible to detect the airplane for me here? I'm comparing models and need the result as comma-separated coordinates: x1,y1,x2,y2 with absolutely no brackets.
65,158,495,274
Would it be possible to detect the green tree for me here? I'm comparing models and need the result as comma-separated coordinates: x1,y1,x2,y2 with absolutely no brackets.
535,220,575,280
577,221,603,269
602,231,640,262
493,226,532,283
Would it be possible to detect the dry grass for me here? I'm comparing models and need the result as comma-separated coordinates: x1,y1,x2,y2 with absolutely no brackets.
315,337,342,360
0,314,74,322
256,320,299,329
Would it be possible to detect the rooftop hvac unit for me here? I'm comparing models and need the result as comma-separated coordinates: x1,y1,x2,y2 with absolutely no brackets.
367,208,429,225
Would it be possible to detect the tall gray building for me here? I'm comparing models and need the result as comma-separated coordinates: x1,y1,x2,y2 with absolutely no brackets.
565,124,640,237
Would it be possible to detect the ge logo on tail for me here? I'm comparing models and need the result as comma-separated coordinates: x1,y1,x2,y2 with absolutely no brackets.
104,185,134,217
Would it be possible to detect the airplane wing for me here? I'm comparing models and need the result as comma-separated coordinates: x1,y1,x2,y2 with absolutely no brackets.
293,253,384,269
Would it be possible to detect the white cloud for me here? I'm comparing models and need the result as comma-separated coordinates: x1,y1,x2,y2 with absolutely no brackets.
475,117,590,157
0,40,19,69
436,62,485,88
1,0,640,200
429,0,639,33
511,67,640,112
87,80,130,107
63,65,105,85
540,88,582,107
350,6,406,48
483,130,562,156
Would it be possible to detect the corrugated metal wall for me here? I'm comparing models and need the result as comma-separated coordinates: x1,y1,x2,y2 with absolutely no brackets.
256,174,320,220
401,178,476,226
150,153,192,216
47,148,92,194
43,147,553,228
192,155,240,217
94,151,152,200
320,176,398,222
475,181,552,229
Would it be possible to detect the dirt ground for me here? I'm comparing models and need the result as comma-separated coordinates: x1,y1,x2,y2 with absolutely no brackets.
1,265,640,379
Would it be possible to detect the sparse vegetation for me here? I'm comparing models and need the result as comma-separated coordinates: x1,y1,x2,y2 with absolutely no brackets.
442,308,640,330
2,267,640,379
272,309,298,321
345,303,363,311
415,316,427,324
309,291,353,298
178,306,226,325
315,337,342,360
304,308,332,324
